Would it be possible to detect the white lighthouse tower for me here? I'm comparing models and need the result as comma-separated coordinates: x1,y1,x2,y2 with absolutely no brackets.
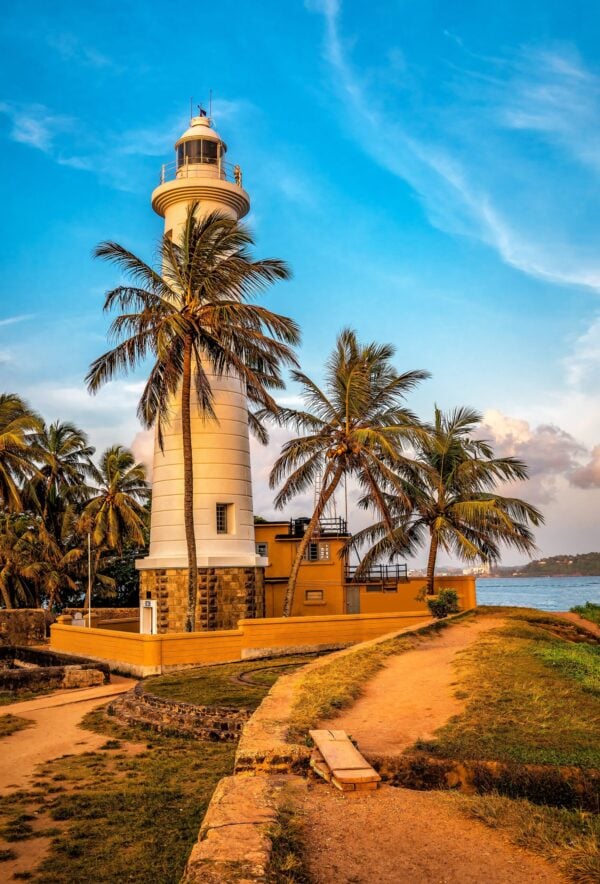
137,114,267,633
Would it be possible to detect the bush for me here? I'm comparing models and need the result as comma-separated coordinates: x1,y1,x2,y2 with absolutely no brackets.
427,589,460,619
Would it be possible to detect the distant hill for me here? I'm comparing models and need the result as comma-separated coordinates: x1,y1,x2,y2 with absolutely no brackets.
517,553,600,577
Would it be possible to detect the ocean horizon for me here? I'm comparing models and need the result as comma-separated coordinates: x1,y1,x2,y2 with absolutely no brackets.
475,576,600,611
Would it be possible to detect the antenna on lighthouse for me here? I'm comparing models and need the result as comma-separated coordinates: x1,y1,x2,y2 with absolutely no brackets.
209,89,213,117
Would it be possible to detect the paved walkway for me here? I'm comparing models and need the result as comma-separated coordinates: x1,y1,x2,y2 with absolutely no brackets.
0,677,136,793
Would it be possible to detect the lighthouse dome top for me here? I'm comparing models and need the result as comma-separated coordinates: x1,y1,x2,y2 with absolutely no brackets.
175,116,226,152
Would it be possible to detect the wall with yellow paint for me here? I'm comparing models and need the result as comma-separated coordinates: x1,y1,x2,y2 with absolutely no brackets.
51,608,431,676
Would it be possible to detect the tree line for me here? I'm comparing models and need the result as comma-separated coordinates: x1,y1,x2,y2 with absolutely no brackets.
0,204,543,623
0,399,149,610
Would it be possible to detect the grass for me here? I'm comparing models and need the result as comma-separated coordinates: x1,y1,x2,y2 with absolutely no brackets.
444,791,600,883
571,602,600,627
0,709,235,883
146,655,315,711
0,713,33,738
266,803,311,884
415,611,600,767
287,617,460,742
0,685,56,707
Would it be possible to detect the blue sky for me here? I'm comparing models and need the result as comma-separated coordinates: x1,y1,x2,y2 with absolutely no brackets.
1,0,600,565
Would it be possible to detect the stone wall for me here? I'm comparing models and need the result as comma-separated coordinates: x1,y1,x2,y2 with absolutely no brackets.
0,610,48,646
140,566,265,633
108,682,251,741
0,645,110,693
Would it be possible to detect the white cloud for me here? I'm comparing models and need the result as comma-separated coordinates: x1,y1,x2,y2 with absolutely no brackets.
0,314,35,328
481,409,592,503
46,32,118,71
0,102,73,152
308,3,600,292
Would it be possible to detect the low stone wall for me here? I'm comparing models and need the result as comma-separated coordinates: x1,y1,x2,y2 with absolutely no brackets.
0,610,48,646
108,682,251,742
0,645,110,693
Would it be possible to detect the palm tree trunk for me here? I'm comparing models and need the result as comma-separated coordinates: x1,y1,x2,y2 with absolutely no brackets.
182,337,199,633
0,581,13,610
426,532,439,596
282,462,343,617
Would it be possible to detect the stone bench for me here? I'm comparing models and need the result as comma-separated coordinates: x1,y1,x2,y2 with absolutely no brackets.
309,729,381,794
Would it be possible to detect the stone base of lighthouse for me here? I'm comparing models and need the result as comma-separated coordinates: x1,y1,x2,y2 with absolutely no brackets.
140,566,265,634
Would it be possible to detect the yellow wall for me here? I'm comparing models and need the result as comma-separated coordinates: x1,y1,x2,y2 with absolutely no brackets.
51,609,431,676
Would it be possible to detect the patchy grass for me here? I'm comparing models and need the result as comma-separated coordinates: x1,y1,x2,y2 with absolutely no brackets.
0,710,235,883
415,613,600,768
287,617,462,742
0,713,33,738
0,686,56,707
571,602,600,628
266,803,311,884
444,792,600,883
146,655,316,711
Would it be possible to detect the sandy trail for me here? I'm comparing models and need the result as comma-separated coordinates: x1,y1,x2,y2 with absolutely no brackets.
0,677,136,792
297,783,563,883
323,615,501,755
300,615,563,882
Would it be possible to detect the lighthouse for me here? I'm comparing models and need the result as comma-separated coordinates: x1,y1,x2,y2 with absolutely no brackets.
137,114,267,634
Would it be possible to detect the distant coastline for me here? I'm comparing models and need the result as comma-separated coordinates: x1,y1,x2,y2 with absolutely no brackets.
488,552,600,579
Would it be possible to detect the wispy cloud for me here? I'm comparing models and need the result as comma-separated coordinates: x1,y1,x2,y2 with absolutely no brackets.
0,313,35,328
0,102,73,152
46,32,119,71
308,2,600,292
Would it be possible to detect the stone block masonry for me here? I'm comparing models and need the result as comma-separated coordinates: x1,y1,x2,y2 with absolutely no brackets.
108,682,251,742
140,566,265,633
0,610,48,645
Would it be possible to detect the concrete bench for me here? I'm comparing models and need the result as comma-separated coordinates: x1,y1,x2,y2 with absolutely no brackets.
309,729,381,795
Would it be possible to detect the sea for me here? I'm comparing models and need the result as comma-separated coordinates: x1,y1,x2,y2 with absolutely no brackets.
476,576,600,612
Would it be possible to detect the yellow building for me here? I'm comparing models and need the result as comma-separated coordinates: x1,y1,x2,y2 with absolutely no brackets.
255,517,476,618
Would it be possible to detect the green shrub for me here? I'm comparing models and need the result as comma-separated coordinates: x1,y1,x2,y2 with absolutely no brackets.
570,601,600,626
427,589,460,619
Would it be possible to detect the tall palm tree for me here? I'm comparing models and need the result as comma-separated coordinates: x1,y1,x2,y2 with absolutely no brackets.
79,445,149,553
87,204,299,631
0,393,41,511
263,329,429,616
354,406,544,596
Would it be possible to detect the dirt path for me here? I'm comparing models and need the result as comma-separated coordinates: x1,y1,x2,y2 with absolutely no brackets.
323,615,501,755
0,677,136,793
556,610,600,638
297,783,563,883
299,615,563,882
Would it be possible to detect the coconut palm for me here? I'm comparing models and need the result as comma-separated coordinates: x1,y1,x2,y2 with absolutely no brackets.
87,204,299,631
0,393,42,512
29,421,97,533
353,406,544,596
263,329,429,616
79,445,149,553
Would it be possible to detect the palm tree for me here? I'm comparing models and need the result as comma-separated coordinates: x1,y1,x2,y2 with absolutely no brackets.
87,204,299,631
354,406,544,596
30,421,97,533
0,393,41,511
263,329,429,616
79,445,149,553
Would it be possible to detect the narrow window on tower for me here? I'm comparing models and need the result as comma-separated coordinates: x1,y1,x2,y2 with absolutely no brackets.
216,503,229,534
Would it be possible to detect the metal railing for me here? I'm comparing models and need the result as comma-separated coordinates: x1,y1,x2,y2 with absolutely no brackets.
287,517,348,538
159,159,243,186
345,563,408,584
